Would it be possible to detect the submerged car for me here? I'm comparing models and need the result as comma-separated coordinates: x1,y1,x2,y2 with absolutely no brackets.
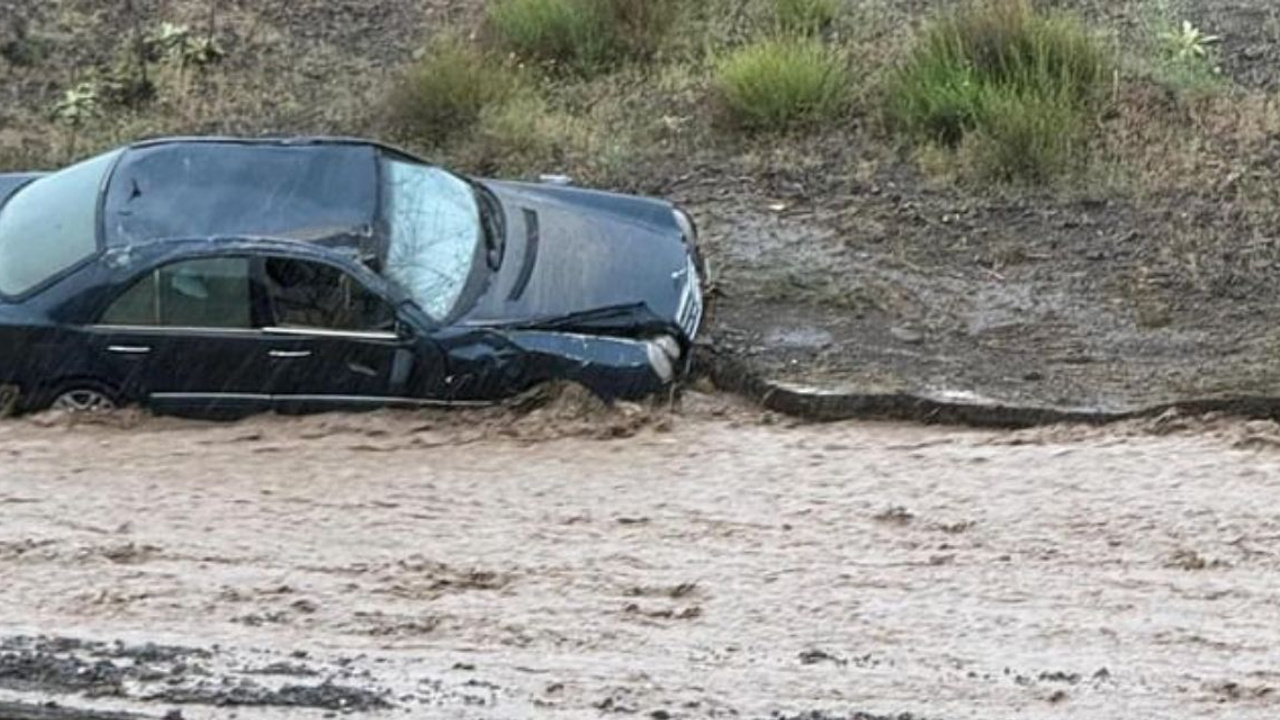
0,137,704,416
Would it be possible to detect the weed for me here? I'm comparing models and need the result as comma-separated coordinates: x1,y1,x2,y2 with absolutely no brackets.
1144,5,1223,95
886,0,1110,182
1160,20,1220,62
774,0,840,36
51,83,104,127
488,0,604,71
958,85,1085,183
386,39,523,146
486,0,680,75
147,22,225,71
714,37,850,132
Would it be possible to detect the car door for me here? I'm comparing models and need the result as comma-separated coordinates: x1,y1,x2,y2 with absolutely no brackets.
258,256,440,412
88,255,282,416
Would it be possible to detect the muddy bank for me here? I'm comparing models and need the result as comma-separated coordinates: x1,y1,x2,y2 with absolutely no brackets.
656,5,1280,416
702,349,1280,426
684,171,1280,418
3,404,1280,718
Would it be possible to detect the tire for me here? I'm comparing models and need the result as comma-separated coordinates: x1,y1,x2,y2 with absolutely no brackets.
45,380,120,414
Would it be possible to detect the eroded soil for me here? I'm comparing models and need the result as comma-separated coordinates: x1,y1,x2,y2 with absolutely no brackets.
2,396,1280,719
686,138,1280,414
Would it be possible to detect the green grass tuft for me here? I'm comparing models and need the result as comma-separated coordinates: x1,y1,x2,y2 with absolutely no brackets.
486,0,680,75
886,0,1111,182
959,85,1086,183
714,37,850,132
774,0,841,36
385,39,523,147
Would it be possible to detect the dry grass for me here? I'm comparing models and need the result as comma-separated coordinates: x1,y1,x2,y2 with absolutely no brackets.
384,39,524,147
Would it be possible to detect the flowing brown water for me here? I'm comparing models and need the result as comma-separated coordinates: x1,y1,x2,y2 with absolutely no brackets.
1,397,1279,719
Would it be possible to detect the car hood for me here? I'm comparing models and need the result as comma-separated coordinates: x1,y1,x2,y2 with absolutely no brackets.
458,181,695,337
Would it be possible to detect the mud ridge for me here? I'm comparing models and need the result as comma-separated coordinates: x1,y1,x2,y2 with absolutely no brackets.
701,349,1280,428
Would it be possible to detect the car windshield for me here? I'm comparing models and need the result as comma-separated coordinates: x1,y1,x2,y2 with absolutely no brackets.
379,157,481,320
0,150,121,296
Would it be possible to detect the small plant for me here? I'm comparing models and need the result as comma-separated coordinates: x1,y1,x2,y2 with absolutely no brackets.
51,82,104,157
1148,16,1222,93
145,22,225,97
885,0,1110,182
1159,20,1220,63
52,82,103,126
386,40,524,146
486,0,679,75
774,0,840,35
714,38,850,132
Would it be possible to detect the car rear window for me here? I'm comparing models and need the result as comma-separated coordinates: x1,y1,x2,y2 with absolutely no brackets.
0,150,120,296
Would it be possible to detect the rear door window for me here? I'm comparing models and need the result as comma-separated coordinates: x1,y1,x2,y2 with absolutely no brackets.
100,257,252,328
263,257,395,332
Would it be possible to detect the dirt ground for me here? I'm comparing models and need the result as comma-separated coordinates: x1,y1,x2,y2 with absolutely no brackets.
3,395,1280,719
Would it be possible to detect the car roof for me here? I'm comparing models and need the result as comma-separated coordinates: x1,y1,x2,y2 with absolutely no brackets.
101,136,418,257
123,135,425,161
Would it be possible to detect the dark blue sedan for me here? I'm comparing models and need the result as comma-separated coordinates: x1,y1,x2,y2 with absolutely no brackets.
0,137,704,416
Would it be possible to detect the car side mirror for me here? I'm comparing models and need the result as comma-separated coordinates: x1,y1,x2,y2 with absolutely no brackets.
395,318,416,340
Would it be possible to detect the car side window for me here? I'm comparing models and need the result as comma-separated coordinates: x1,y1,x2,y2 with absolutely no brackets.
263,258,395,332
100,257,252,329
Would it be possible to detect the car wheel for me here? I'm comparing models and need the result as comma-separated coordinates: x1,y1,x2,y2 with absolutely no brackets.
50,385,119,413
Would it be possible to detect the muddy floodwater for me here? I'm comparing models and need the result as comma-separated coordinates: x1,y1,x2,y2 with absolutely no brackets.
2,395,1280,719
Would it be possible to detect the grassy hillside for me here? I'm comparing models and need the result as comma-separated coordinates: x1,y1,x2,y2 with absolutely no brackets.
2,0,1275,194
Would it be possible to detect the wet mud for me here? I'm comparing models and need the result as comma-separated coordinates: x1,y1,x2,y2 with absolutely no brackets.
687,180,1280,417
3,397,1280,719
0,636,389,712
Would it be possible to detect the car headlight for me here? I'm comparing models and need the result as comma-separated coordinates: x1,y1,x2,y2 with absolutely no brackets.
672,206,697,244
646,337,679,383
652,335,681,362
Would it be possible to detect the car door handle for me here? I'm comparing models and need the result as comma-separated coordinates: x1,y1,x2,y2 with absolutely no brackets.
107,345,152,355
269,350,312,359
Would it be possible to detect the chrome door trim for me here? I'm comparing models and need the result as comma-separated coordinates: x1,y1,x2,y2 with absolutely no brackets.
277,394,493,408
150,393,272,402
107,345,152,355
263,326,399,341
86,324,263,337
148,392,493,408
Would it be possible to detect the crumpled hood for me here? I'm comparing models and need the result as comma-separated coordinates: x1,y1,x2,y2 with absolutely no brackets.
459,180,694,336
